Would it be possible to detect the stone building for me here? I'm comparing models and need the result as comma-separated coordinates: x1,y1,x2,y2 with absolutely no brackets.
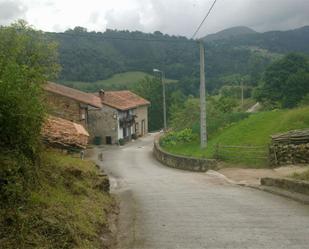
44,82,102,128
88,90,150,144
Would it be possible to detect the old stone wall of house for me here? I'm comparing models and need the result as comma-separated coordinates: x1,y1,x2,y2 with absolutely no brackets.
134,105,148,136
88,105,118,144
45,92,87,127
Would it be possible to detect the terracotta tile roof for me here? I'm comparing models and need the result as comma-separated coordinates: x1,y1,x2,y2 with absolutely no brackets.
42,116,89,149
97,90,150,111
45,82,102,108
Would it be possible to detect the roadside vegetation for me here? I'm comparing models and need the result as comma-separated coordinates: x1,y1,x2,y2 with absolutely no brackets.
1,150,114,248
0,21,114,249
159,53,309,167
290,169,309,181
162,107,309,166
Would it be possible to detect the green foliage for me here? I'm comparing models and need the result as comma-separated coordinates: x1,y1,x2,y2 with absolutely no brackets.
45,25,309,93
118,138,125,145
162,107,309,167
169,97,200,132
0,20,59,157
61,71,177,92
290,169,309,181
160,129,196,147
133,76,164,131
254,53,309,108
0,20,59,222
169,96,247,137
0,150,114,249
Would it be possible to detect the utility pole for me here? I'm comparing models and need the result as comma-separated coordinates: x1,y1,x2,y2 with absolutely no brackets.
199,40,207,149
162,71,167,131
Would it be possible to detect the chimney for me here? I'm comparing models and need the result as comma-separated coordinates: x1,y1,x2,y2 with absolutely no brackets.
99,89,105,100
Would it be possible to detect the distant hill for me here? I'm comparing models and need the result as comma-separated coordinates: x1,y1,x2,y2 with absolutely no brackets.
204,26,257,41
46,25,309,92
208,26,309,53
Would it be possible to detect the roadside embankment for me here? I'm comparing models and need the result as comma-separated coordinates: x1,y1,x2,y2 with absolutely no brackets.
0,149,117,249
153,134,217,172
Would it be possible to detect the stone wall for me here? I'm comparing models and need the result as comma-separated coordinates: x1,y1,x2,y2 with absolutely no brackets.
269,143,309,166
88,105,118,144
261,177,309,195
153,136,217,172
45,92,88,128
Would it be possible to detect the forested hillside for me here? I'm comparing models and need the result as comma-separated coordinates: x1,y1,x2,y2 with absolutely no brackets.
47,26,309,93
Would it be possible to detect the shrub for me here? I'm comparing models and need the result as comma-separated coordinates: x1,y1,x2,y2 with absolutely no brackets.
118,138,125,145
160,128,195,147
0,21,59,207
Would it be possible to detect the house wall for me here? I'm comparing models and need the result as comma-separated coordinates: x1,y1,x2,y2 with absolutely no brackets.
117,109,134,141
88,105,118,144
134,105,148,137
45,92,88,127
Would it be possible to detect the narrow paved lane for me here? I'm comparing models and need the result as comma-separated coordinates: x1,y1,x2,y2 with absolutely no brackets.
94,134,309,249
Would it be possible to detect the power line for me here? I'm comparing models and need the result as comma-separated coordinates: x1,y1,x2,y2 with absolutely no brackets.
191,0,218,39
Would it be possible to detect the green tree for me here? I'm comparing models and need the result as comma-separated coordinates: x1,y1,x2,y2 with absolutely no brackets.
133,76,163,131
0,20,59,206
254,53,309,108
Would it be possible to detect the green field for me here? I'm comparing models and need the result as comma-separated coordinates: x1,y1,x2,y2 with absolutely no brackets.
163,107,309,167
61,71,177,92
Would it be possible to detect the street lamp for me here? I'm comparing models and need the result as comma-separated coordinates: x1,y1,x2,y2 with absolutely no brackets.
153,68,167,131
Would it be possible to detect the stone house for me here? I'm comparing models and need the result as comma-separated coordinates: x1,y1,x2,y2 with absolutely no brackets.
44,82,102,129
88,90,150,144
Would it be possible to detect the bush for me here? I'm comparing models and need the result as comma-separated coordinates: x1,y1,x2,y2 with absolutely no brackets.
118,138,125,145
160,128,196,147
0,21,59,209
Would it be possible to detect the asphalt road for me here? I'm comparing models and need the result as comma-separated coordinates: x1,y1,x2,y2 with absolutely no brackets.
95,134,309,249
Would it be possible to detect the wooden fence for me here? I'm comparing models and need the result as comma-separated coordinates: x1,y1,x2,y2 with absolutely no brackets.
214,144,269,166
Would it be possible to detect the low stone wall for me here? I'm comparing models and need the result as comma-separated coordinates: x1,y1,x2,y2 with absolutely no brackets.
153,137,217,172
261,177,309,195
269,143,309,166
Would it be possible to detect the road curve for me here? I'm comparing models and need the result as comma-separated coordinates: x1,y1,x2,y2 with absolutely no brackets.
94,134,309,249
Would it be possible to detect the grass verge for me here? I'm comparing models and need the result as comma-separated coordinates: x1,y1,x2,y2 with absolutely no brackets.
163,107,309,167
0,149,115,249
290,169,309,181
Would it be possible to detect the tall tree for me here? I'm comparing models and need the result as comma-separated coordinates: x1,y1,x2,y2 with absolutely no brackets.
0,20,60,209
133,76,163,131
254,53,309,108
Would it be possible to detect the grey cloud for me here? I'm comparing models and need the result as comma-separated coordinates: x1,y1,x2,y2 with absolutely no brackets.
0,0,27,25
89,12,99,24
2,0,309,37
103,0,309,37
105,9,144,31
196,0,309,36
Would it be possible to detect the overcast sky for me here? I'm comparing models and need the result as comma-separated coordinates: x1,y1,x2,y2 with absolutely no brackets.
1,0,309,37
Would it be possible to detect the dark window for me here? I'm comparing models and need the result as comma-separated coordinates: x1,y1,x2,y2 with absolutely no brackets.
106,136,112,145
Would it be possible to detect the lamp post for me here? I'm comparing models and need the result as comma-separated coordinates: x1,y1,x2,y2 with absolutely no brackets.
153,68,167,131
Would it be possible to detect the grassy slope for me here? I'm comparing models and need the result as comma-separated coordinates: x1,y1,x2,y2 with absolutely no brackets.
62,71,177,91
290,169,309,181
1,150,114,249
164,107,309,166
